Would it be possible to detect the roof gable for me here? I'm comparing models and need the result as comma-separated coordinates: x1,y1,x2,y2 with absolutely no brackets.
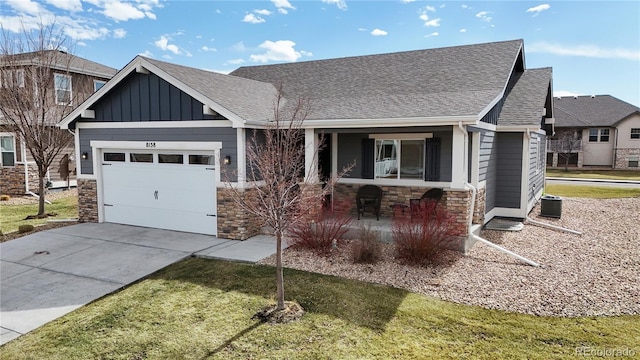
554,95,640,128
498,67,553,127
0,50,117,79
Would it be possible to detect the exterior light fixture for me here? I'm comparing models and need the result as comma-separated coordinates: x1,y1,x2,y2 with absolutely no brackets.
81,152,89,160
223,155,231,165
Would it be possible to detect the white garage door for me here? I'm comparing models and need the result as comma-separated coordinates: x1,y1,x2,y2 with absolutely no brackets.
101,150,217,235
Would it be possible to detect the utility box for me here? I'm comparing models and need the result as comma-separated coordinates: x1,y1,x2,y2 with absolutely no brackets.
540,195,562,218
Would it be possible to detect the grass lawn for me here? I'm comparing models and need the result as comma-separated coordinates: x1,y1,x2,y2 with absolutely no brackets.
544,184,640,198
1,258,637,359
546,169,640,180
0,194,78,235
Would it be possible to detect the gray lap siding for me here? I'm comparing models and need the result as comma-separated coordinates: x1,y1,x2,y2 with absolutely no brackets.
78,127,237,177
479,130,523,212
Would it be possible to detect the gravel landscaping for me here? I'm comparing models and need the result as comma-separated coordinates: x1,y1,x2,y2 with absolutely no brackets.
259,197,640,317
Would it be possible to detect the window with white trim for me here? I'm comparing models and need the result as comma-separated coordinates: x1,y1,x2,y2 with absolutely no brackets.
94,80,106,91
374,138,425,179
54,73,72,105
631,128,640,140
1,134,16,167
588,128,610,142
15,69,25,87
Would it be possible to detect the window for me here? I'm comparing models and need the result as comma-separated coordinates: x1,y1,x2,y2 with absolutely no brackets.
94,80,106,91
104,152,125,162
189,154,214,165
15,69,25,87
631,128,640,140
588,128,610,142
629,156,639,168
130,153,153,163
158,154,184,164
1,135,16,167
54,73,72,105
374,138,425,179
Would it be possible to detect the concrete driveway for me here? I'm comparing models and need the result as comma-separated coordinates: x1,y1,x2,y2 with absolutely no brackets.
0,223,281,345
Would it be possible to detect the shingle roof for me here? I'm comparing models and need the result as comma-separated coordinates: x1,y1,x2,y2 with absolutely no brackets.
554,95,640,127
498,67,552,126
143,57,278,120
231,39,525,120
0,50,117,78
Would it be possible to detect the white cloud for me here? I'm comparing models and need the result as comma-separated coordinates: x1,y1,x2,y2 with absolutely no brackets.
528,42,640,61
425,32,439,38
358,27,367,32
401,0,415,3
322,0,347,10
243,13,266,24
371,28,387,36
424,18,441,27
425,5,436,12
232,41,248,52
459,28,467,33
255,9,272,15
5,0,42,14
201,46,217,52
113,28,127,38
103,1,146,21
227,58,246,65
65,26,109,40
77,41,87,46
139,50,153,58
461,4,470,10
45,0,83,12
154,35,182,55
272,0,294,13
250,40,309,63
527,4,550,14
476,11,492,22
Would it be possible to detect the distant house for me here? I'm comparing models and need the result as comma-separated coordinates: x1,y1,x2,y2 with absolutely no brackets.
548,95,640,169
0,50,117,195
59,39,554,250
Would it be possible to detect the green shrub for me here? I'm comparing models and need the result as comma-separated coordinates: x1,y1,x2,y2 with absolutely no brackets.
351,225,382,264
18,224,35,234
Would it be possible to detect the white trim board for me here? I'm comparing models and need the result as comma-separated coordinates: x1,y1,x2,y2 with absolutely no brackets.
76,120,233,129
90,141,222,151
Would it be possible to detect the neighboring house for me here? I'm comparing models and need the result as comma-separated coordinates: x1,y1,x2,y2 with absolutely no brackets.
59,39,554,251
548,95,640,169
0,50,117,196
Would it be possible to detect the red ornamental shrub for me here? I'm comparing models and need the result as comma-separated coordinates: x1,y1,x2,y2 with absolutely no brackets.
288,199,353,255
393,200,457,265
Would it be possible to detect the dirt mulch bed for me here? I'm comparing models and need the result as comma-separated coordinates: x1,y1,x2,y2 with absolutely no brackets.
259,197,640,317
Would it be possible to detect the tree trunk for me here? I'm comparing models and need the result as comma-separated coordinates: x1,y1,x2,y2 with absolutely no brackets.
37,167,47,217
275,229,285,311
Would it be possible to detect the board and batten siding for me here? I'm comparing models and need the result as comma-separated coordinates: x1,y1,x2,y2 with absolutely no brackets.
78,127,237,177
88,72,225,122
495,132,523,209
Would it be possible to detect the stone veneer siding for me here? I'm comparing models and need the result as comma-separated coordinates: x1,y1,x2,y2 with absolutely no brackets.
472,186,486,224
0,164,39,195
615,148,640,170
217,188,262,240
333,183,477,237
77,178,98,223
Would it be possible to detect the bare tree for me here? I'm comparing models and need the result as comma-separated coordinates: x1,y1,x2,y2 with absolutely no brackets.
554,130,582,171
225,88,348,316
1,23,85,216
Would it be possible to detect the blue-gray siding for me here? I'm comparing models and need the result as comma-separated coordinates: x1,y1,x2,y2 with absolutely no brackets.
87,72,225,122
528,133,545,204
336,127,453,182
79,127,237,177
479,130,498,212
495,132,523,209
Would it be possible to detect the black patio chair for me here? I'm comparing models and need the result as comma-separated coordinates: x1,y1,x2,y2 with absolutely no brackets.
356,185,383,220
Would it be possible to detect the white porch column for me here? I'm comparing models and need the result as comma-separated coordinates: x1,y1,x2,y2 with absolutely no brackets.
305,128,319,182
236,128,246,188
451,125,467,189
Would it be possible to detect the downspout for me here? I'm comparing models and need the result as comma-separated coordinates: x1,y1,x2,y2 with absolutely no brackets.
22,137,29,194
458,122,540,267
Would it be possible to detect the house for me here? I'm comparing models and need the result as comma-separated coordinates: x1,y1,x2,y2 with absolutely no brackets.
0,50,117,196
548,95,640,169
59,39,554,251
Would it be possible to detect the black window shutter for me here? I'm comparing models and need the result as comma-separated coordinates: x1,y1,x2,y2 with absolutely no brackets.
361,138,375,179
424,137,441,181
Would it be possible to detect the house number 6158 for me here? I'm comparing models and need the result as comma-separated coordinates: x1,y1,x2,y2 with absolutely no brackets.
146,142,156,148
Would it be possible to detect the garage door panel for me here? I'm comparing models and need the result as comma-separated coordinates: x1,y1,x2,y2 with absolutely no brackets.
101,151,217,236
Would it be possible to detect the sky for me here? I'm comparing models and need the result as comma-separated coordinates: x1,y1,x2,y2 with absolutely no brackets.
1,0,639,107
